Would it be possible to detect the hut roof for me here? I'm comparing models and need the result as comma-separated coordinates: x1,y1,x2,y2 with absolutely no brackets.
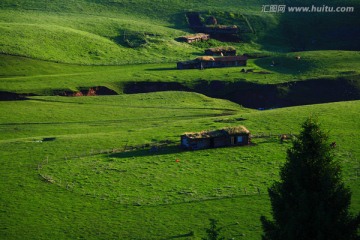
206,46,236,53
196,56,215,61
180,33,209,40
206,25,238,29
183,126,250,139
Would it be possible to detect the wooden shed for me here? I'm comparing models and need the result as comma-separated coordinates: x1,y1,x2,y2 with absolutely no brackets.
177,55,247,70
213,55,248,67
177,33,210,43
203,25,239,35
205,46,236,56
177,56,215,69
181,126,250,150
177,60,198,70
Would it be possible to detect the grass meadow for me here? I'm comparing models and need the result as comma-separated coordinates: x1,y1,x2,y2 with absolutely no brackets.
1,92,359,239
1,51,359,95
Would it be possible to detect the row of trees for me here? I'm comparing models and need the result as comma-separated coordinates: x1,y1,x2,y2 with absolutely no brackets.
204,118,360,240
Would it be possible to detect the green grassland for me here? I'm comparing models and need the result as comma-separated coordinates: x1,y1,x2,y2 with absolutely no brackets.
1,51,360,95
1,0,360,239
1,93,359,239
1,0,358,65
0,11,195,65
0,4,272,65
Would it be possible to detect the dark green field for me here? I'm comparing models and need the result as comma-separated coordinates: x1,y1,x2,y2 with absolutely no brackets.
1,0,359,239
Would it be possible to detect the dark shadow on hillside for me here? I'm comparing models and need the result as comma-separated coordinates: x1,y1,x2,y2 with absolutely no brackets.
53,86,117,97
191,51,206,56
210,34,242,43
123,81,190,93
110,145,183,159
168,12,192,30
0,91,31,101
192,78,360,109
123,77,360,109
146,67,177,71
258,0,360,51
161,231,194,240
112,32,148,48
184,11,250,43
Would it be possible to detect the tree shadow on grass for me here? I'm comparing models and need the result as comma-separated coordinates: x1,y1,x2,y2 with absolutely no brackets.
146,67,177,71
109,145,183,159
161,231,194,239
256,1,360,52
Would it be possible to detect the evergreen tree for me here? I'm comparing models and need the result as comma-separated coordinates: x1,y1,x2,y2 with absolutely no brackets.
261,118,360,240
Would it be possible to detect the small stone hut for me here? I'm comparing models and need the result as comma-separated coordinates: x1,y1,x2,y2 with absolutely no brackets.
203,25,239,34
213,55,248,67
177,33,210,43
181,126,250,150
205,46,236,56
177,55,247,69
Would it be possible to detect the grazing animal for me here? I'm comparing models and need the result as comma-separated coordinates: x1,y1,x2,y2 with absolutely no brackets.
280,134,287,143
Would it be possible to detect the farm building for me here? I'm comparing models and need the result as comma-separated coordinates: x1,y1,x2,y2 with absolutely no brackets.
177,33,210,43
177,56,214,69
214,55,248,67
177,55,247,69
181,126,250,150
205,46,236,56
203,25,239,35
185,12,240,39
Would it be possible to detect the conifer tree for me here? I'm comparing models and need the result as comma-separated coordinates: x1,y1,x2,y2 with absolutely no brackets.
261,118,360,240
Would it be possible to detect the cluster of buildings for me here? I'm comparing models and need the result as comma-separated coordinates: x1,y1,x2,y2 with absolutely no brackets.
177,14,250,149
176,14,247,70
176,44,247,70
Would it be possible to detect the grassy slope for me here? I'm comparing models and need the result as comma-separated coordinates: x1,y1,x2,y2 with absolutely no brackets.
0,93,359,239
1,51,359,95
0,10,197,65
0,0,284,65
1,0,358,65
1,0,359,65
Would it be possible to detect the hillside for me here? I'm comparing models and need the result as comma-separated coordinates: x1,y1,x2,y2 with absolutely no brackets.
0,0,267,64
1,93,359,239
1,0,359,64
1,51,360,108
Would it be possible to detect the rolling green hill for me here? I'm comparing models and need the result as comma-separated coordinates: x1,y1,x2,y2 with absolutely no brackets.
0,0,266,64
0,10,197,65
1,93,359,239
1,50,360,121
1,0,358,65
